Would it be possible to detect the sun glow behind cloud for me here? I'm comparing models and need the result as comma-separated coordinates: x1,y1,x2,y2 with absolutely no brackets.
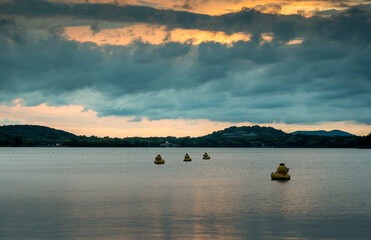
63,24,252,46
1,101,369,137
49,0,366,16
286,38,304,45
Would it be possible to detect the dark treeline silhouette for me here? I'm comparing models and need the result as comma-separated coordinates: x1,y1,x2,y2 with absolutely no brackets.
61,134,362,148
358,131,371,148
1,125,370,148
0,125,75,146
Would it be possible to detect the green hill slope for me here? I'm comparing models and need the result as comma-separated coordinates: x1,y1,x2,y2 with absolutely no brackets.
0,125,76,146
206,125,287,138
0,124,364,148
291,130,354,136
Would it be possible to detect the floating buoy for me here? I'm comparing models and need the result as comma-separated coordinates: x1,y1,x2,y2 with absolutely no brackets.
184,153,192,161
271,163,290,180
154,154,165,164
202,152,210,160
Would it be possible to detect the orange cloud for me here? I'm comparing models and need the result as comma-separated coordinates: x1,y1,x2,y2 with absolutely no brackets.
64,24,167,46
50,0,366,16
1,101,369,137
286,38,304,45
169,29,251,46
63,24,251,46
261,33,273,44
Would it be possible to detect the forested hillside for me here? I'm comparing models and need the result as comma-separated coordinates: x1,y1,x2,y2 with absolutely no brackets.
0,124,369,148
291,130,354,136
0,125,76,146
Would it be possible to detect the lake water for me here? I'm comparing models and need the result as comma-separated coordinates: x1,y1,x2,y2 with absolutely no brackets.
0,147,370,239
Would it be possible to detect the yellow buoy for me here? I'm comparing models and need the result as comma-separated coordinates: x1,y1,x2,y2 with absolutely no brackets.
184,153,192,161
202,152,210,159
154,154,165,164
271,163,290,180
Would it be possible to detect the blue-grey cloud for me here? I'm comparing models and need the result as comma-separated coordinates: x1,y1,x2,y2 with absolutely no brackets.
0,0,370,125
0,0,370,44
0,18,25,43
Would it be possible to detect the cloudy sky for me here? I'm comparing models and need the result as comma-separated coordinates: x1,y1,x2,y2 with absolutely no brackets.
0,0,370,137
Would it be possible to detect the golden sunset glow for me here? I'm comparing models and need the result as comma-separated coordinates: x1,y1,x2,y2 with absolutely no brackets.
169,29,251,46
50,0,366,16
286,38,304,45
1,101,369,137
261,33,273,43
64,24,251,46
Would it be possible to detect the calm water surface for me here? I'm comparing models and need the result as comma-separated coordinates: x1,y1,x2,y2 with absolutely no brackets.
0,148,370,239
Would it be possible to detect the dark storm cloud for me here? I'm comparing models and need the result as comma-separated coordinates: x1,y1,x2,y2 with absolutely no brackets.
1,1,370,43
0,0,211,28
0,0,311,36
1,0,370,45
0,18,25,43
0,0,370,124
313,6,371,45
315,9,344,16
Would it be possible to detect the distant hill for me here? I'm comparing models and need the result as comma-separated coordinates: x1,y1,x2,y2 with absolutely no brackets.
205,125,287,138
0,124,364,148
290,130,354,136
0,125,76,146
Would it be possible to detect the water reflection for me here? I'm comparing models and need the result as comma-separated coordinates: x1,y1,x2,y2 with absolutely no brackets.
0,148,371,239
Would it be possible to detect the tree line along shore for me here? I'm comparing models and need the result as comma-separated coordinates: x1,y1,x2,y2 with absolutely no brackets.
0,125,370,148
